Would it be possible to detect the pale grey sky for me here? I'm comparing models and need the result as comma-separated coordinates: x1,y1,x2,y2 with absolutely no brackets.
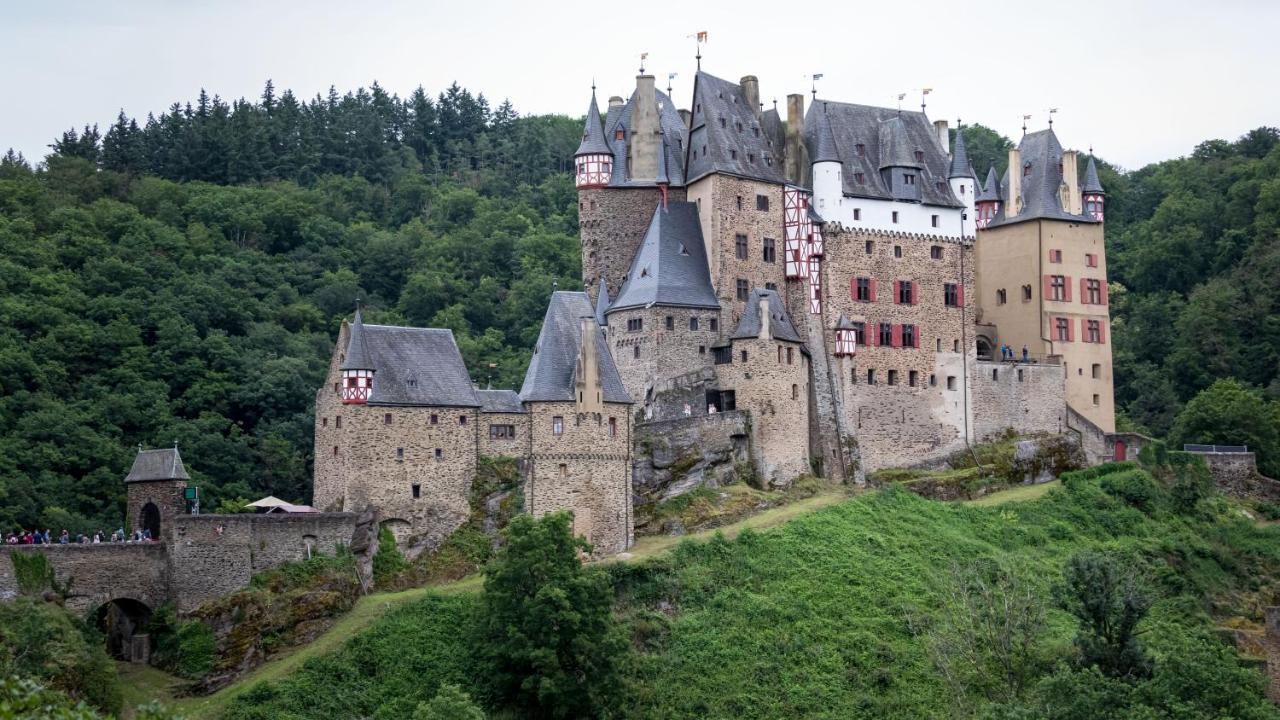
3,0,1277,170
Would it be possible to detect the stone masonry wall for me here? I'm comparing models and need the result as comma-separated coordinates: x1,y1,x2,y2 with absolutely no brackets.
580,187,685,297
715,337,810,485
1190,451,1280,502
168,513,355,613
313,321,352,513
0,543,169,615
607,306,723,406
970,360,1066,440
820,226,978,471
525,401,632,555
125,479,188,539
479,411,529,459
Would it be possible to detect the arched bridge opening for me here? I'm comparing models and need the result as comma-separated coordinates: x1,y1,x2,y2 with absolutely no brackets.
95,597,153,663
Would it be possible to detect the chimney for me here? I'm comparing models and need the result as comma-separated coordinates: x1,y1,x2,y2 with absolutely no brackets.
785,93,809,186
740,75,761,120
757,297,772,340
1061,150,1081,214
678,108,691,129
1007,148,1022,217
629,75,660,182
575,317,603,413
934,120,950,154
608,95,624,109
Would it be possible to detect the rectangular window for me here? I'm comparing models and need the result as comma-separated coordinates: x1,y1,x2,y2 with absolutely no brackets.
765,282,778,291
903,173,916,185
627,317,643,332
762,238,776,263
709,318,718,332
756,194,769,211
1086,253,1098,268
1093,394,1100,406
608,417,617,437
434,448,443,459
429,414,437,425
853,208,862,221
946,375,957,390
552,416,564,436
931,215,939,228
930,245,943,260
559,463,568,477
897,280,914,305
690,317,700,330
397,447,404,459
1085,279,1102,305
944,283,959,307
713,346,732,364
908,370,918,387
459,415,467,425
894,245,903,258
930,374,937,387
879,322,893,347
335,416,342,429
1055,317,1071,341
851,321,866,346
1023,284,1033,301
736,279,749,301
412,483,421,499
666,316,674,330
1086,319,1101,343
888,369,898,386
1049,248,1063,263
1092,363,1102,378
997,288,1007,305
384,413,392,425
490,424,516,439
633,345,640,359
867,369,876,385
892,211,900,224
865,240,874,254
322,417,328,427
735,234,748,259
786,347,794,364
902,324,916,348
736,195,743,210
740,350,748,363
855,277,872,302
1050,275,1066,301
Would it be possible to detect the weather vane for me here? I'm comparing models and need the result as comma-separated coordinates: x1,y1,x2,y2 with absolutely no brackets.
809,73,824,100
1048,107,1058,127
921,87,932,113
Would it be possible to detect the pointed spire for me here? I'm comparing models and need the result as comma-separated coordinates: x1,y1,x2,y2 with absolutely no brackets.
1083,154,1104,195
977,166,1001,202
812,103,840,164
594,275,611,326
574,88,611,157
948,126,976,179
340,305,373,370
834,313,857,330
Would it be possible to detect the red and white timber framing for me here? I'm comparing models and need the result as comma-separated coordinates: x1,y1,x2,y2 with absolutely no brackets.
834,327,857,356
575,154,613,188
341,369,372,404
783,186,824,314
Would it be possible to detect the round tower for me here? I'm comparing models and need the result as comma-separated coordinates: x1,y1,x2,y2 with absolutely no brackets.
810,103,843,210
574,88,613,188
948,126,977,234
340,307,374,404
1083,154,1105,222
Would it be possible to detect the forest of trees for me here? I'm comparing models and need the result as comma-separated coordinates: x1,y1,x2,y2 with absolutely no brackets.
1,80,1277,531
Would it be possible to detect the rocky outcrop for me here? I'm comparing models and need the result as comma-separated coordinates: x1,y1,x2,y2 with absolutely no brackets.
348,505,379,593
632,413,752,533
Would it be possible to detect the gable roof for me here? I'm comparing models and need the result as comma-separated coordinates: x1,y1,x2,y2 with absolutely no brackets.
575,89,611,157
602,87,687,187
731,288,804,344
348,323,480,407
987,129,1098,228
125,447,190,483
686,71,788,185
608,202,720,313
520,292,631,404
477,389,524,413
804,100,962,208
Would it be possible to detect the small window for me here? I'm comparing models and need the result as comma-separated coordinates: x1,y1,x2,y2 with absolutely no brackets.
914,150,925,163
1022,284,1033,301
690,317,700,331
735,234,748,259
333,382,339,393
778,346,784,363
552,416,564,436
897,280,913,304
736,195,743,210
397,447,404,459
1049,249,1062,263
430,413,438,425
762,238,776,263
709,318,718,332
997,288,1007,305
736,279,749,301
909,370,918,387
1017,369,1024,382
1050,275,1066,301
786,347,794,364
633,345,640,359
333,446,338,456
853,208,862,220
903,173,916,185
856,143,866,156
384,413,392,425
335,416,342,429
714,346,732,364
322,417,328,427
1085,279,1103,305
627,317,644,332
756,194,769,211
1023,163,1032,177
930,245,942,260
929,374,937,387
434,448,443,459
791,384,798,400
879,322,893,346
740,350,748,363
855,277,872,302
1093,394,1100,406
615,129,625,140
894,245,903,258
1086,319,1102,343
1092,363,1102,379
953,339,959,352
865,240,874,255
412,483,421,498
854,172,866,183
892,211,899,224
944,283,959,307
666,316,674,331
901,324,916,348
867,369,876,385
459,415,467,425
992,368,999,381
765,282,777,291
1055,317,1071,341
1085,253,1098,268
558,463,568,477
608,417,617,437
946,375,957,390
699,345,706,354
888,370,898,386
931,215,939,228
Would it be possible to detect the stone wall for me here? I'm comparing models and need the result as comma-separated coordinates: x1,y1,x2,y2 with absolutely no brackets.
1065,404,1109,466
580,187,685,296
632,412,750,530
0,543,169,614
607,306,723,406
125,479,188,539
1189,451,1280,502
524,401,633,554
970,359,1066,440
479,410,528,459
646,367,721,423
168,513,356,613
715,336,811,484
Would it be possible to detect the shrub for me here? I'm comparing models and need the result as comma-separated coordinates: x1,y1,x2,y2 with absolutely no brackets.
372,525,408,586
0,600,122,715
1055,551,1152,679
149,603,216,679
1100,469,1162,512
413,683,485,720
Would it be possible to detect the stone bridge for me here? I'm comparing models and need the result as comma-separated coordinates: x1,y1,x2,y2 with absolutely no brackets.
0,543,170,614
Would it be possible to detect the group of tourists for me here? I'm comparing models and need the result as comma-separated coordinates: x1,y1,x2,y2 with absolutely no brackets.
4,527,154,545
999,344,1031,363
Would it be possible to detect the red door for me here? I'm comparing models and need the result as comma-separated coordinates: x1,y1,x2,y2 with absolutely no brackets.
1114,440,1127,462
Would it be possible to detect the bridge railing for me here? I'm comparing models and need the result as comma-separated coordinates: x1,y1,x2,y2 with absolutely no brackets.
1183,444,1249,453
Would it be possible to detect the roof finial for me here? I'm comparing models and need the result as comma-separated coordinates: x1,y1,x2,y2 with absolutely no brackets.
897,92,906,113
772,97,778,110
810,73,824,100
667,72,677,96
921,87,932,114
1048,107,1058,128
1021,114,1031,135
691,31,707,71
639,52,648,74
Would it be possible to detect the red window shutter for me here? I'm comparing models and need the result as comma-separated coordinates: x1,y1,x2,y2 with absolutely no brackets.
1080,278,1089,304
1063,276,1073,302
1042,275,1053,301
869,278,877,303
1100,283,1109,305
1067,318,1075,342
892,324,902,348
870,322,878,347
911,281,919,305
913,328,920,348
956,282,964,307
893,281,901,305
1099,321,1107,344
850,277,857,301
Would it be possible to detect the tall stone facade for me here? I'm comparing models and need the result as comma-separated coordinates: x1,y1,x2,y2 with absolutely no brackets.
717,334,811,483
607,306,723,405
581,186,686,295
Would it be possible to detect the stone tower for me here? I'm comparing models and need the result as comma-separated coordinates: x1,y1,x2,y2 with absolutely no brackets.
124,445,191,539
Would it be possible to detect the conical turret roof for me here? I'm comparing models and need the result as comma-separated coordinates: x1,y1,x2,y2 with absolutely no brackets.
594,275,610,326
834,313,857,330
340,307,374,370
948,128,976,179
1083,155,1105,194
811,104,840,163
575,89,612,157
977,166,1001,202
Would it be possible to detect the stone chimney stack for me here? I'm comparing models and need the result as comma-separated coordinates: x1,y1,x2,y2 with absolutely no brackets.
785,93,809,187
1061,150,1082,214
1007,148,1022,217
629,75,659,182
757,297,772,340
608,95,624,109
740,75,761,120
678,108,691,129
934,120,950,154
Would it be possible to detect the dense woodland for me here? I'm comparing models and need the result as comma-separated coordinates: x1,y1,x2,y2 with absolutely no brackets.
1,80,1278,532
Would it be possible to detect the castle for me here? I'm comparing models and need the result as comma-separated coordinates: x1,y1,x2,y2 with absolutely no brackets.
312,61,1115,556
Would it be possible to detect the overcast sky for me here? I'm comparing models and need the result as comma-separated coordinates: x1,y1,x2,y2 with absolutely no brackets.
3,0,1277,170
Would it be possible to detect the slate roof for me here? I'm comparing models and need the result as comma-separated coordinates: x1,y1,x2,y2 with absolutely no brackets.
987,129,1098,228
125,447,190,483
608,202,720,313
348,322,480,407
602,87,687,187
811,104,840,164
761,107,785,158
977,166,1001,202
834,313,857,331
731,288,804,344
949,128,976,179
1083,155,1105,194
340,307,373,370
594,275,611,326
686,71,788,185
477,389,524,413
575,90,611,156
520,292,631,404
804,100,962,208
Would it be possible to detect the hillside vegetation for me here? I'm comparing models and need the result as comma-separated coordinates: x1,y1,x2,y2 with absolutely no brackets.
218,457,1280,719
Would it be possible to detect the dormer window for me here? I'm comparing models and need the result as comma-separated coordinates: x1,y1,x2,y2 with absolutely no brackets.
903,174,916,185
1023,163,1032,177
914,150,925,163
678,243,690,256
856,143,866,156
615,129,625,140
855,172,866,183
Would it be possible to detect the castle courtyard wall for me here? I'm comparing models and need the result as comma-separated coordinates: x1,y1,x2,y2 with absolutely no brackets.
970,360,1066,440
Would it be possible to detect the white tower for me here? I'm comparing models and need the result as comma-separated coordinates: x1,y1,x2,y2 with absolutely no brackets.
948,126,977,236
